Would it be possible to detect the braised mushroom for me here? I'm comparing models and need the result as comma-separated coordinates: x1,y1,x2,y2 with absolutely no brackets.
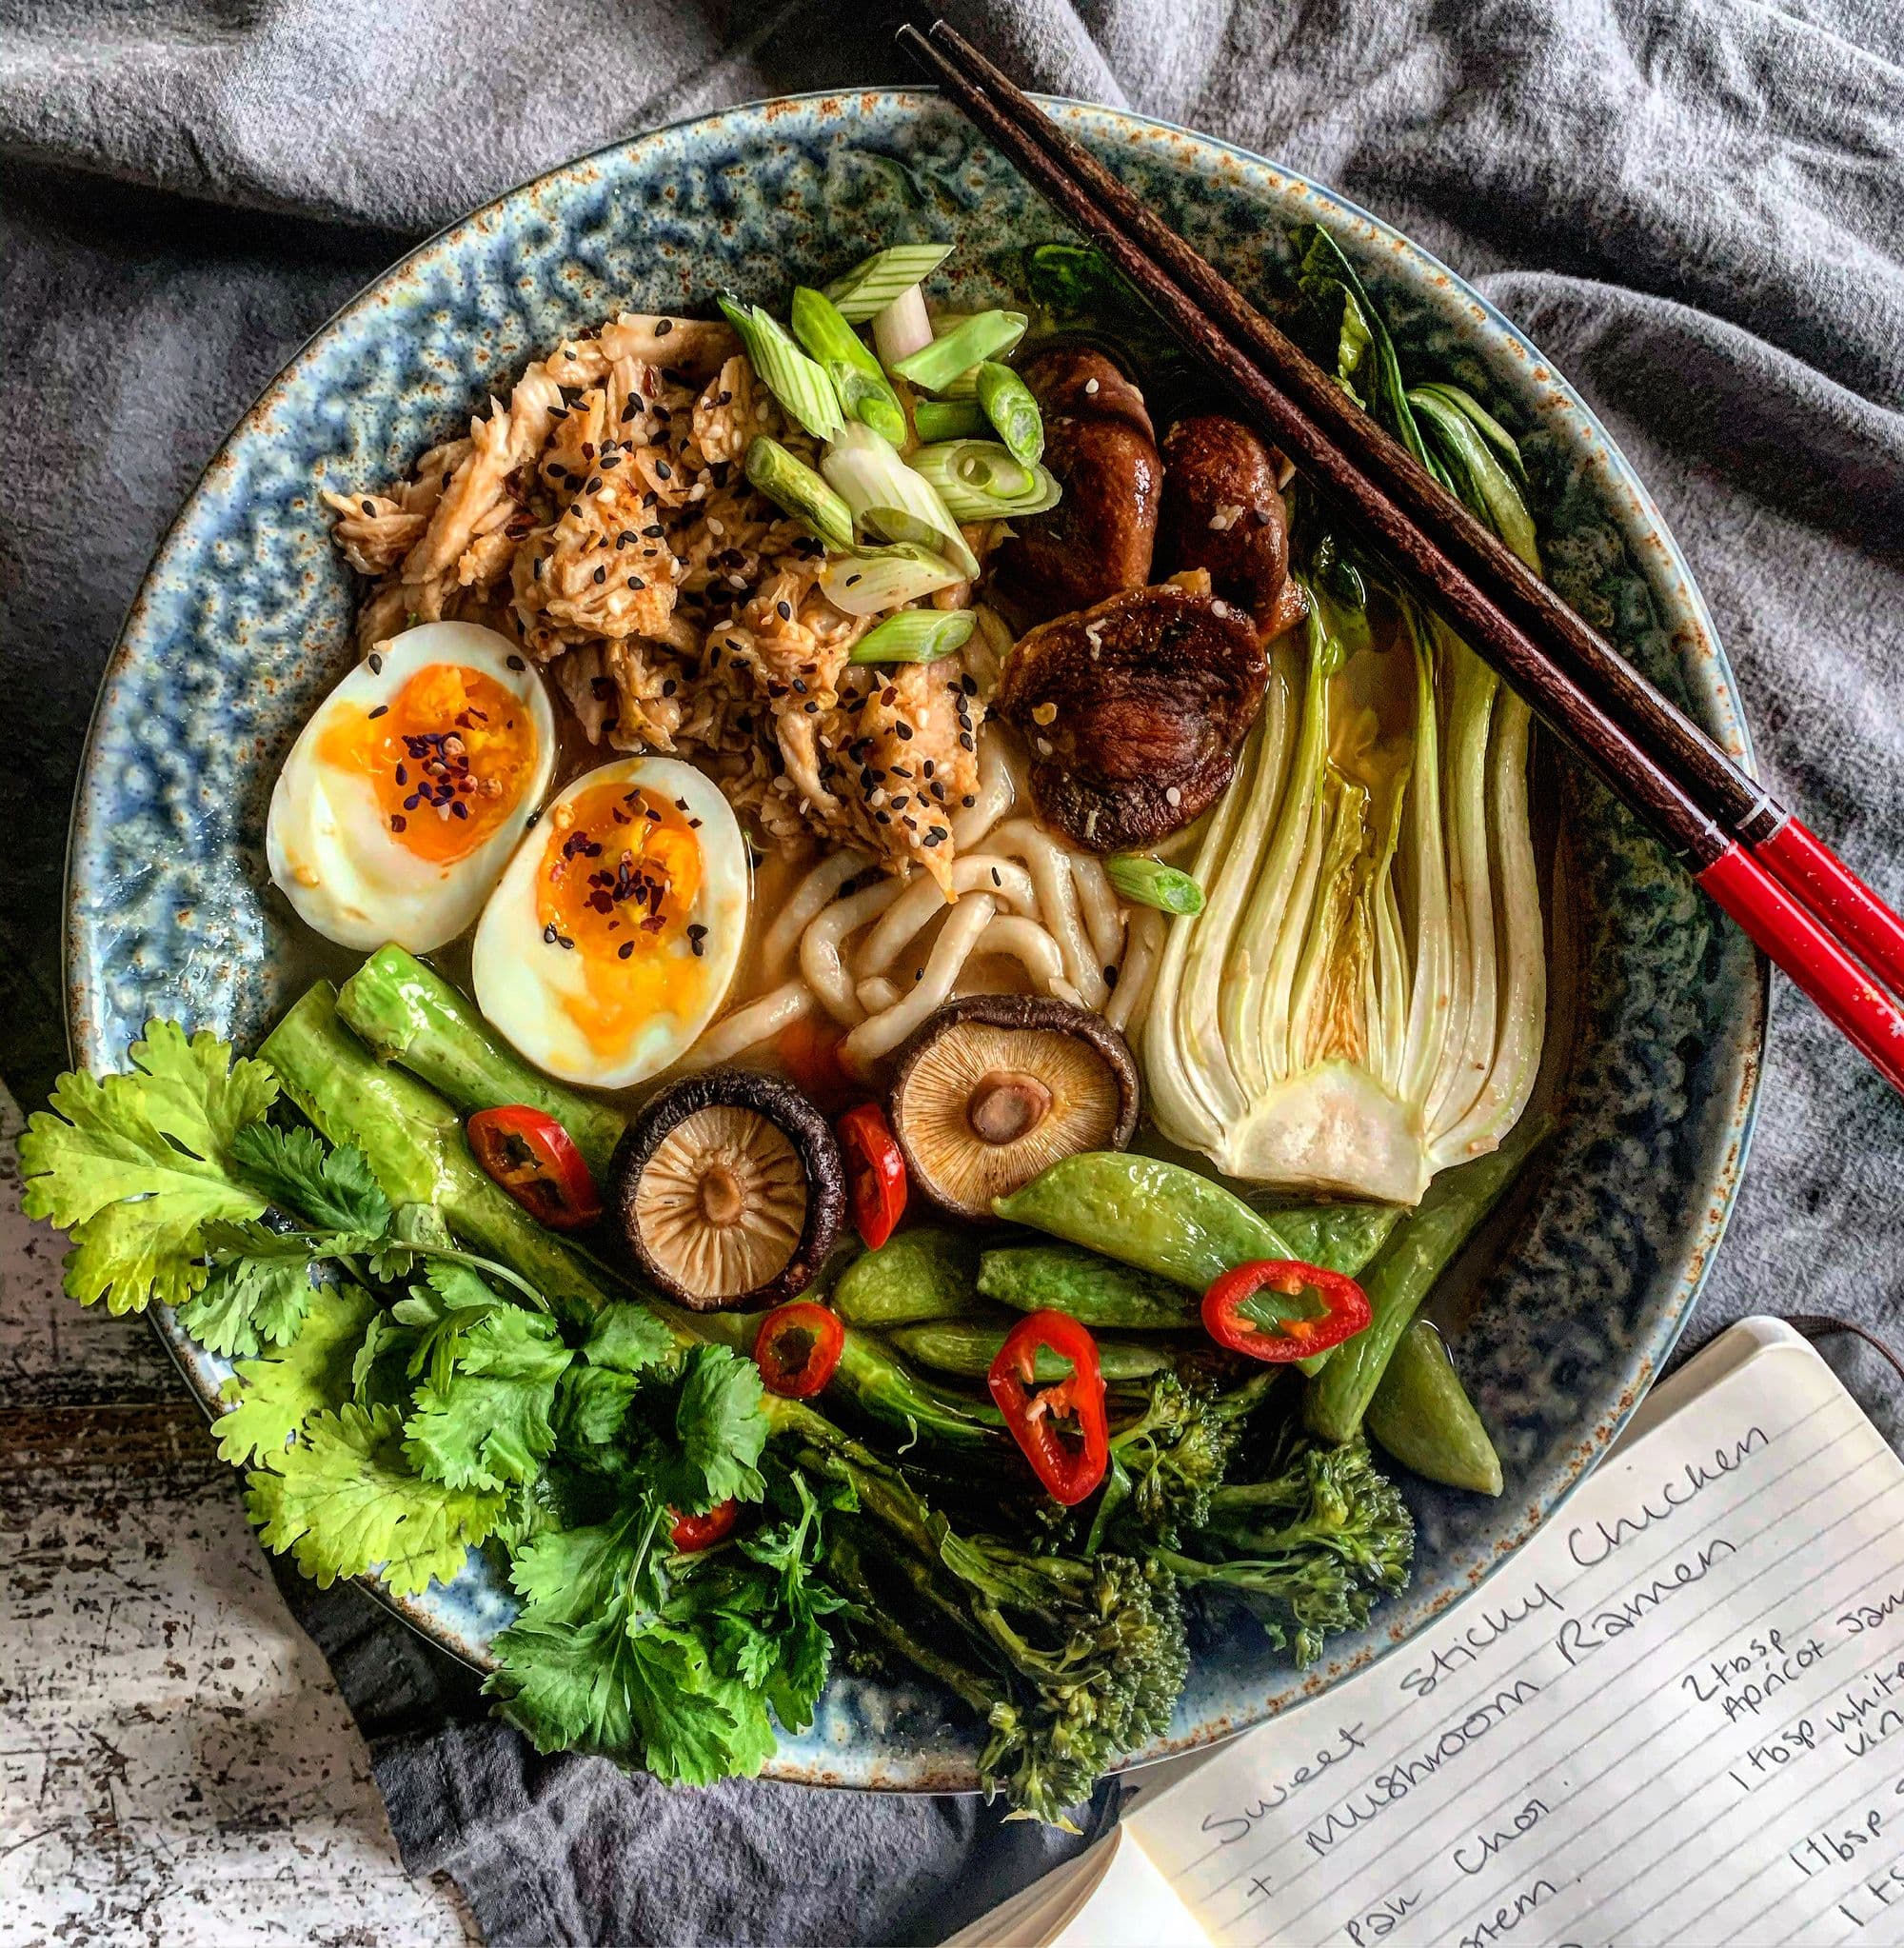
993,582,1268,852
887,996,1140,1219
1159,414,1307,640
991,347,1161,620
611,1070,843,1310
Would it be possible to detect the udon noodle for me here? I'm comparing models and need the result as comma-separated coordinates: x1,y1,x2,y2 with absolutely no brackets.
686,728,1165,1070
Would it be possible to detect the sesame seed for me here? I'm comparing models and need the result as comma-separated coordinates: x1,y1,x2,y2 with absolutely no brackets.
367,704,388,719
655,461,673,480
656,318,674,337
367,652,383,674
507,654,526,670
360,498,376,516
618,940,635,959
1165,785,1182,805
1083,377,1101,395
594,566,607,584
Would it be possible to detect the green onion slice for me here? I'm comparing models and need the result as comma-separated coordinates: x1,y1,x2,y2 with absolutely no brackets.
913,399,989,443
824,243,953,324
847,608,977,665
820,544,964,617
908,440,1061,522
744,436,854,550
1106,854,1205,917
892,311,1027,394
975,361,1044,464
789,287,906,447
718,295,843,440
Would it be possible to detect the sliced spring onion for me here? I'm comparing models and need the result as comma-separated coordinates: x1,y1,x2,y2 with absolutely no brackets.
908,440,1061,522
975,361,1044,464
824,243,953,323
913,399,988,442
847,608,977,665
1106,854,1205,917
872,286,934,369
789,288,906,447
744,436,854,549
892,310,1027,394
820,544,964,617
717,295,843,440
821,423,981,577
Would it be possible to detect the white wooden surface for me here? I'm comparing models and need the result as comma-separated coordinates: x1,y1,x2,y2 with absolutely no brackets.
0,1081,477,1946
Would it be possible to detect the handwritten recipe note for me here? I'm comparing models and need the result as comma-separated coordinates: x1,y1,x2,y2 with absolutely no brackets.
1130,1325,1904,1948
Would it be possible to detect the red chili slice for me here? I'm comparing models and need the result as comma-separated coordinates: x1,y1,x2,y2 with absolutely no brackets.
669,1501,738,1552
986,1310,1109,1506
777,1014,859,1115
752,1301,847,1400
1201,1259,1371,1363
466,1105,603,1230
837,1102,907,1250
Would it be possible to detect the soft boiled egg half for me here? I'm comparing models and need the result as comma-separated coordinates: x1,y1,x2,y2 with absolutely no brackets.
473,756,749,1088
267,622,556,952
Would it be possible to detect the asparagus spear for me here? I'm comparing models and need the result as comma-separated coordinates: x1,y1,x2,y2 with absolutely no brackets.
335,944,626,1182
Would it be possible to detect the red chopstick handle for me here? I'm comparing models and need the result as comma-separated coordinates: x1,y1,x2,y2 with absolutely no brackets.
1699,845,1904,1096
1755,817,1904,1004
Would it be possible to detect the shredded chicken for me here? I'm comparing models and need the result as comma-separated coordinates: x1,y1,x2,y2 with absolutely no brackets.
323,308,994,888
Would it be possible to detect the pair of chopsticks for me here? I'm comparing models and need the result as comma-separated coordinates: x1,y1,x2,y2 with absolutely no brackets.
900,19,1904,1097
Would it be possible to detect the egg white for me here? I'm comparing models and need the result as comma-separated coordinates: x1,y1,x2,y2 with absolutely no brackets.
267,621,556,952
471,756,750,1089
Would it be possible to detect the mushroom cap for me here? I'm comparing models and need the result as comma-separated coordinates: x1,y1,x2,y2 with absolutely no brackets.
611,1069,843,1310
887,996,1140,1220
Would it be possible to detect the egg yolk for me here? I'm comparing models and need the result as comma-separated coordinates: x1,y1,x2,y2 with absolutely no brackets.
319,663,539,863
537,780,711,1055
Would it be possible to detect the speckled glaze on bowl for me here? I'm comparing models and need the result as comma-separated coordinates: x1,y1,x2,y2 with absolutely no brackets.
67,90,1764,1793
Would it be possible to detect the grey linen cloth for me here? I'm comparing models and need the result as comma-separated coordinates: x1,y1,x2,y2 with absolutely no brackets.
5,0,1904,1940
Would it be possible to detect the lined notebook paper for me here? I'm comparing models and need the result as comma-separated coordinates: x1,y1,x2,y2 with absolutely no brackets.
953,1318,1904,1948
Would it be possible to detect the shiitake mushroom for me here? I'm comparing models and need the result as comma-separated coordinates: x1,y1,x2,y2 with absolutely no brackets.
991,346,1161,621
611,1070,843,1310
993,582,1269,852
1158,414,1307,641
887,996,1140,1220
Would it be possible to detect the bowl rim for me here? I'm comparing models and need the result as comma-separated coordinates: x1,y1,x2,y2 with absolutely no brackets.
64,84,1768,1794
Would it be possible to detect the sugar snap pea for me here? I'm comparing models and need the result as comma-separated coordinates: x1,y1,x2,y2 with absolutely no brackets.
891,1320,1180,1383
1367,1319,1502,1495
978,1243,1199,1329
1304,1118,1549,1445
832,1227,984,1327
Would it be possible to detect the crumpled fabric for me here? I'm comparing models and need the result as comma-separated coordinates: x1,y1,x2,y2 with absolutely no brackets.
5,0,1902,1939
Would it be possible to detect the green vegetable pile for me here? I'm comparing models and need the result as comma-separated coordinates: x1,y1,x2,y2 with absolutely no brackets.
18,975,1439,1826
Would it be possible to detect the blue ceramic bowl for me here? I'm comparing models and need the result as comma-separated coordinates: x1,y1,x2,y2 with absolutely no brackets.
67,90,1764,1793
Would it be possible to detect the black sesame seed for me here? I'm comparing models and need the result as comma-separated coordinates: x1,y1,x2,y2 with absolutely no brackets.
777,600,792,621
962,793,977,807
367,704,388,719
367,652,384,674
360,498,376,516
627,575,645,590
593,566,607,585
618,940,635,959
656,319,674,337
895,722,913,741
655,461,673,480
451,801,470,820
1104,965,1120,988
506,653,526,670
585,477,603,493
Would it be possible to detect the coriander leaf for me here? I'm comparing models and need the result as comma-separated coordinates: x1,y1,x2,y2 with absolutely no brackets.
668,1344,768,1513
247,1401,506,1595
403,1307,572,1491
229,1122,390,1235
177,1221,322,1356
582,1302,678,1377
555,1302,680,1453
486,1611,775,1782
215,1285,378,1465
423,1254,506,1313
506,1508,654,1627
557,1365,644,1449
19,1023,277,1312
351,1309,418,1410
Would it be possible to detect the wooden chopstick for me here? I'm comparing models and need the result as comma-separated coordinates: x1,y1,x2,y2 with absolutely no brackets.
899,19,1904,1095
905,19,1904,1018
